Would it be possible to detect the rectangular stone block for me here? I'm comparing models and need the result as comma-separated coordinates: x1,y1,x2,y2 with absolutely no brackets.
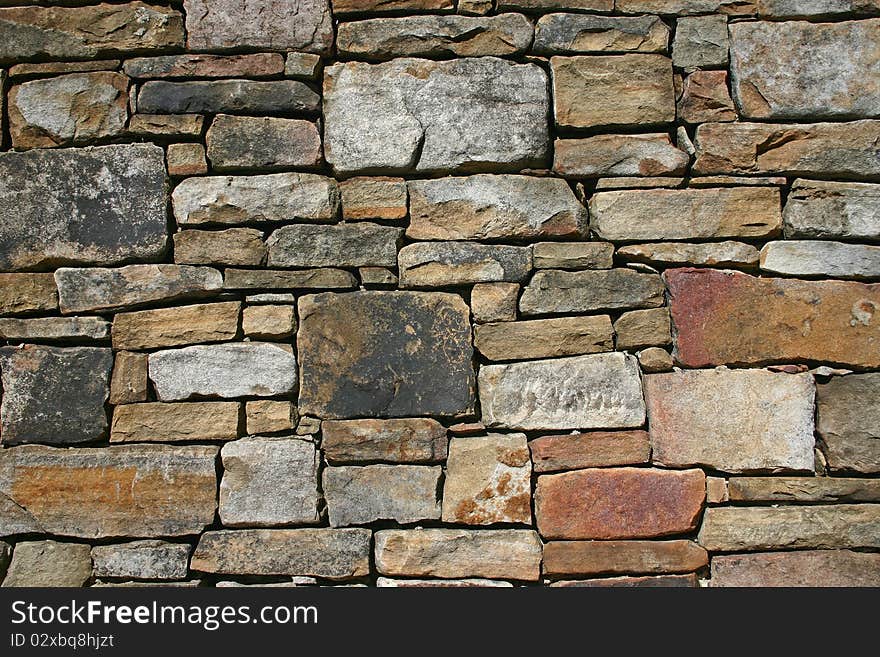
0,274,57,316
529,430,650,472
553,134,689,178
532,243,614,270
817,373,880,473
544,540,708,577
267,223,402,269
728,476,880,502
710,550,880,587
110,402,241,443
474,316,613,361
340,177,407,222
124,53,285,79
112,302,240,350
206,115,322,171
224,268,356,290
138,80,319,115
520,269,665,315
783,179,880,240
92,541,190,581
0,317,109,342
533,13,669,54
398,242,531,288
760,240,880,280
322,418,448,464
173,229,267,267
109,352,148,405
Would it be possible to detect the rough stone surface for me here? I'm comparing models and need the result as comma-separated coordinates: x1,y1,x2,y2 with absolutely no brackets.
553,134,689,177
149,343,297,401
618,242,760,268
673,15,728,69
817,373,880,473
638,347,674,372
374,529,542,581
442,434,532,525
323,58,549,174
341,177,408,222
334,0,454,12
645,369,816,473
760,240,880,279
138,80,320,115
242,305,296,340
756,0,880,17
377,577,512,587
167,143,208,177
544,540,708,577
474,316,613,360
124,53,285,79
268,223,402,269
614,308,671,350
500,0,613,10
1,541,91,587
298,292,474,418
0,145,167,271
92,541,190,581
710,550,880,587
399,242,531,288
245,400,295,435
479,352,646,430
519,269,665,315
551,574,698,587
109,352,148,405
728,476,880,502
533,13,669,54
128,114,204,137
471,283,519,323
0,317,109,341
207,116,322,171
783,180,880,240
173,229,266,267
530,430,651,472
110,402,241,443
0,346,112,446
0,274,57,316
0,444,218,538
677,70,737,123
532,243,614,270
323,465,442,527
285,52,322,79
665,268,880,368
322,418,448,464
220,437,319,527
589,187,782,241
224,268,356,290
536,467,706,539
112,302,240,350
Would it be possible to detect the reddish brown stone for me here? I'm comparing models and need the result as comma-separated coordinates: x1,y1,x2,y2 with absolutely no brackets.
666,268,880,368
711,550,880,587
529,431,650,473
677,70,737,124
550,573,698,587
544,540,708,577
535,467,705,540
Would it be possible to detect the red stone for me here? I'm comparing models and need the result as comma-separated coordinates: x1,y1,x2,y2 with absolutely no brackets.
529,431,650,473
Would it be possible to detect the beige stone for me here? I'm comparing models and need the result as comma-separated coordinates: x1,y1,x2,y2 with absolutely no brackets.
174,229,267,267
637,347,674,373
470,283,519,323
532,243,614,270
554,134,689,177
728,476,880,503
475,316,613,361
112,302,240,350
617,241,760,268
111,402,241,443
340,177,407,222
0,273,58,316
246,400,296,435
128,114,204,137
544,540,708,577
242,305,296,340
109,352,149,405
710,550,880,587
322,418,448,464
167,143,207,177
614,308,671,350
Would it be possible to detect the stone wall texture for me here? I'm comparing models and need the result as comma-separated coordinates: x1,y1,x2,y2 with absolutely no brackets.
0,0,878,588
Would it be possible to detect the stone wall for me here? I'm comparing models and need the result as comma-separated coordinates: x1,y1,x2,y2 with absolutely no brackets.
0,0,878,588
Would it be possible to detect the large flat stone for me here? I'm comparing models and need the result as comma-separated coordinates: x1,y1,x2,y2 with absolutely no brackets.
755,1,880,17
519,269,664,315
92,541,190,581
0,145,167,270
760,240,880,279
529,430,650,472
1,541,91,587
0,444,218,538
110,402,241,443
0,346,111,446
298,291,474,418
0,274,57,316
223,268,356,290
645,369,816,473
783,179,880,239
334,0,454,11
0,317,110,342
112,302,240,350
710,550,880,587
323,57,549,174
322,418,448,464
398,242,531,288
665,268,880,368
267,223,402,269
474,316,613,361
534,13,669,54
124,53,285,79
173,229,267,267
544,540,708,577
616,0,756,12
138,80,319,115
553,134,689,178
817,373,880,473
206,116,322,171
479,352,646,430
728,476,880,502
617,242,760,268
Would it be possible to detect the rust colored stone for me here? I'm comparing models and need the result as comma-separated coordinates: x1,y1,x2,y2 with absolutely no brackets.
529,431,650,473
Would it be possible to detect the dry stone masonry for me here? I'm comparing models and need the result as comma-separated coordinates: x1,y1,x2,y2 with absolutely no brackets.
0,0,878,588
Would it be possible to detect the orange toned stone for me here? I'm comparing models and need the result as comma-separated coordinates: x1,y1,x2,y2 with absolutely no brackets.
665,268,880,368
529,431,650,473
535,467,705,539
544,540,708,577
109,351,149,405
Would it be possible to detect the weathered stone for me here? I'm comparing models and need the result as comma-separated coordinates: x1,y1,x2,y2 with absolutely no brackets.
360,268,398,287
184,0,333,53
94,580,202,588
174,229,266,267
536,467,706,539
544,540,708,577
0,145,167,271
711,550,880,587
638,347,674,372
224,268,356,290
0,346,111,447
475,316,613,361
589,188,781,241
296,417,322,436
693,120,880,179
459,0,497,11
285,52,322,79
689,175,788,187
112,302,240,350
614,308,671,350
499,0,614,12
665,268,880,368
298,291,474,418
138,80,319,115
0,274,57,316
520,269,664,315
149,343,297,401
553,134,689,177
246,293,296,304
323,418,448,464
374,529,542,581
784,180,880,240
399,242,531,288
0,3,184,62
9,60,120,78
10,72,128,148
532,243,614,270
334,0,454,12
673,15,728,69
1,541,91,587
124,53,284,79
242,305,296,340
268,224,402,269
730,19,880,120
677,70,737,123
173,173,339,225
167,143,208,177
534,13,669,54
246,400,295,435
207,116,322,171
341,177,408,222
480,352,646,430
323,465,442,527
728,476,880,503
698,504,880,551
756,0,880,17
109,352,148,405
56,266,222,314
817,373,880,473
471,283,519,323
618,242,760,268
191,529,371,579
645,369,816,473
111,402,241,443
407,175,587,241
442,434,532,525
0,317,110,341
530,430,650,472
552,55,675,129
760,241,880,280
92,541,190,581
128,114,204,137
0,444,218,538
324,58,549,174
338,15,533,59
220,437,319,527
551,574,698,587
377,577,512,587
595,176,684,190
616,0,756,12
706,476,729,504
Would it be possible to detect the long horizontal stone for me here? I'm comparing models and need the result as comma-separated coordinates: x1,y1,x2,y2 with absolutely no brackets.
206,116,322,171
398,242,531,288
173,229,266,267
322,418,448,464
533,13,669,54
377,578,512,588
544,540,708,577
755,1,880,17
92,541,190,581
554,134,689,178
616,0,756,12
0,444,218,538
728,477,880,503
190,529,371,579
783,179,880,240
138,80,320,115
698,504,880,551
760,240,880,280
617,242,760,268
1,541,92,588
374,529,542,581
112,302,240,350
551,574,698,588
124,53,285,79
529,430,650,472
224,268,356,290
0,317,109,341
479,352,646,430
499,0,613,10
268,223,403,269
110,402,241,443
532,243,614,270
0,274,57,316
474,316,613,361
589,187,782,241
710,550,880,587
334,0,454,12
665,268,880,368
817,373,880,473
519,269,664,315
